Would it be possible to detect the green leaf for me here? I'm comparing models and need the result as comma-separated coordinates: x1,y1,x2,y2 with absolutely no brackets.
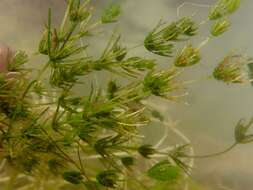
143,68,181,99
21,158,39,173
213,54,250,84
151,110,164,121
107,80,119,99
211,19,230,37
62,171,83,184
144,17,197,57
8,50,28,71
78,124,97,143
121,156,135,168
84,180,101,190
101,4,121,24
208,0,241,20
48,159,64,175
69,0,91,22
234,117,253,144
122,57,156,71
176,17,198,36
247,61,253,86
224,0,241,13
138,144,155,158
96,170,119,188
147,160,181,181
174,44,200,67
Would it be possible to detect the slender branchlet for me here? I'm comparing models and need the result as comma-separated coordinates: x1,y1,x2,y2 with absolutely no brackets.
0,0,251,190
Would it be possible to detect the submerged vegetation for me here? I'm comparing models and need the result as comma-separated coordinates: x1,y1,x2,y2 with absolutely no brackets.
0,0,252,189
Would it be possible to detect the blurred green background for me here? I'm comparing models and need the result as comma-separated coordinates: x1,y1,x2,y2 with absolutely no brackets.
0,0,253,189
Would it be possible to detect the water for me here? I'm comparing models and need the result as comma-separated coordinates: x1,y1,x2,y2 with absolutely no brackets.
0,0,253,189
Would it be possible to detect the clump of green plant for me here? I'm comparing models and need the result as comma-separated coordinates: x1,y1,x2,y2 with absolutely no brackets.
0,0,251,189
213,53,252,83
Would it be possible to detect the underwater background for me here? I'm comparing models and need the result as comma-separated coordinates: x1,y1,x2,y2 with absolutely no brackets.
0,0,253,189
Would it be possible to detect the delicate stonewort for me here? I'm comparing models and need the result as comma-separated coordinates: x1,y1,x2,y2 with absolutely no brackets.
0,43,22,79
1,0,252,190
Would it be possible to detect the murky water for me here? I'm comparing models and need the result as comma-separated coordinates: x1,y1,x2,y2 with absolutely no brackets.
0,0,253,189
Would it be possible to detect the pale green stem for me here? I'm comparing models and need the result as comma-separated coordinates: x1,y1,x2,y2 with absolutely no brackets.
60,0,72,33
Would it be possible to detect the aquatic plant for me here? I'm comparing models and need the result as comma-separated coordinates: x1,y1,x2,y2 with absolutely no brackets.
0,0,251,189
213,53,252,83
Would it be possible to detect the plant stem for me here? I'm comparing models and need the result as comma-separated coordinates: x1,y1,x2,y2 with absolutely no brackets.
183,142,237,158
60,0,71,33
